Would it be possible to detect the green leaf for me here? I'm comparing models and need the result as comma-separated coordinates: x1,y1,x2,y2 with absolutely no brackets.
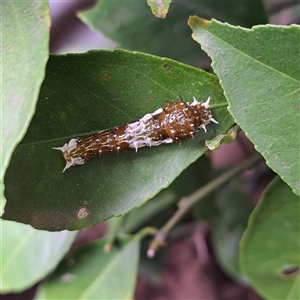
147,0,172,19
0,220,77,294
78,0,267,64
240,177,300,299
122,155,211,233
34,235,141,300
188,18,300,195
212,183,254,282
3,50,234,231
1,1,50,181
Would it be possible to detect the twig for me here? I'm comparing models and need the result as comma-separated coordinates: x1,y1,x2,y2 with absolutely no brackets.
147,152,263,257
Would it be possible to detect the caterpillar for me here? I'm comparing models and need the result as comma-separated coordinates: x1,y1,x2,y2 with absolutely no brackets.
53,96,218,172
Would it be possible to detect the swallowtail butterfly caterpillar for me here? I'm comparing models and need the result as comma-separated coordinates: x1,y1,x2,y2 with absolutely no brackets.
53,96,218,172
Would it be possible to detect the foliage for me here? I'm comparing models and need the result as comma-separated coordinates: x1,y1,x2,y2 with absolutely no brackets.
3,51,232,231
1,1,299,299
1,1,49,213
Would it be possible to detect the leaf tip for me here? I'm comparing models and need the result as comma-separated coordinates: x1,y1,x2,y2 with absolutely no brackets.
188,16,210,29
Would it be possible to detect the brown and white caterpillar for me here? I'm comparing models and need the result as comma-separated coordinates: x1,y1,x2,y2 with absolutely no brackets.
53,96,218,172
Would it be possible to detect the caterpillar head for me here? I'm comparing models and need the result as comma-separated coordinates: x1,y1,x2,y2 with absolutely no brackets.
191,96,218,133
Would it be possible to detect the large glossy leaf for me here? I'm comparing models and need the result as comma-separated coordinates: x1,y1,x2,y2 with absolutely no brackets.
189,18,300,195
78,0,267,65
1,1,49,181
3,50,234,231
240,177,300,299
34,234,142,299
0,220,77,294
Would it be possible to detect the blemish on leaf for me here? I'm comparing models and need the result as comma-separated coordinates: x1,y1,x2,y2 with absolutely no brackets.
147,0,170,19
77,206,90,220
188,16,209,29
281,266,299,278
162,63,171,71
104,73,111,81
198,17,209,28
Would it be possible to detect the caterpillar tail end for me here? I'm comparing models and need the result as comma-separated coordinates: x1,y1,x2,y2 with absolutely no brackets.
52,145,74,173
210,117,218,124
53,138,85,172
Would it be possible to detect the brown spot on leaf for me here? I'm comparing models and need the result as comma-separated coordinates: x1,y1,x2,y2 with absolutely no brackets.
104,73,111,81
162,63,171,72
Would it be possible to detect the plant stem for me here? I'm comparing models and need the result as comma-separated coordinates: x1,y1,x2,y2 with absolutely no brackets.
210,102,228,109
147,152,263,257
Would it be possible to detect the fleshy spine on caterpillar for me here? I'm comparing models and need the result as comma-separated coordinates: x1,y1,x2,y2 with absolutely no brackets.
53,96,218,172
